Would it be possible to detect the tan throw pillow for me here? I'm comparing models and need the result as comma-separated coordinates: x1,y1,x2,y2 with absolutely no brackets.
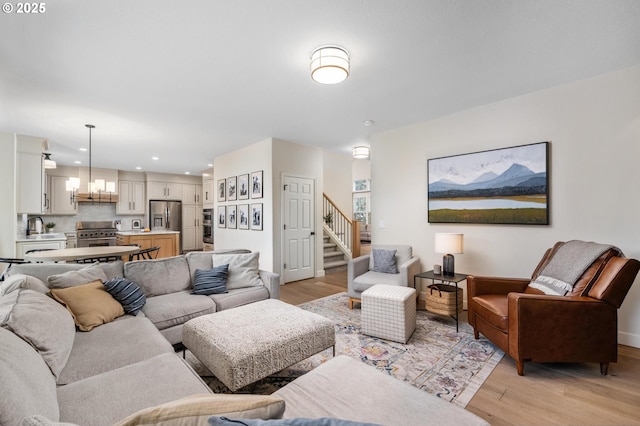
0,289,75,378
114,394,285,426
212,252,262,290
50,280,124,331
47,263,108,289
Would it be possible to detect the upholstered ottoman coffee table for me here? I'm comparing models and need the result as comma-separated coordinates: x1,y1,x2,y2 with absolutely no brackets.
361,284,416,343
182,299,335,391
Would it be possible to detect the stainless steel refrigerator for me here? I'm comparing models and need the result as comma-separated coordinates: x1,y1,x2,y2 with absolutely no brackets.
149,200,182,253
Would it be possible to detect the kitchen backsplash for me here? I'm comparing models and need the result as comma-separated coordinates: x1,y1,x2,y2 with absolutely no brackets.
18,203,145,234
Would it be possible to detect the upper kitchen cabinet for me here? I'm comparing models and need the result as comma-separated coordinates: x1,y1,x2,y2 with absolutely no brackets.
182,183,202,205
16,135,47,214
47,175,77,215
117,180,145,215
148,181,182,200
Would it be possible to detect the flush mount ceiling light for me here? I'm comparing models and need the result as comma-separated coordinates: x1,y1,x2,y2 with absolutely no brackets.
352,146,370,159
43,153,57,169
310,45,350,84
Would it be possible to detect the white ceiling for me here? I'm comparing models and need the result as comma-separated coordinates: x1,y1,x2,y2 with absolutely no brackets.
1,0,639,176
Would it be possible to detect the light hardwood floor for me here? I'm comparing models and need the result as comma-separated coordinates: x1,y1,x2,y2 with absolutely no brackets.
280,272,640,426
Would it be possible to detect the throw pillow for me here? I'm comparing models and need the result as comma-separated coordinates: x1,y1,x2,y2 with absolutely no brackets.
50,280,124,331
192,265,229,295
212,252,262,290
0,273,49,296
113,394,286,426
208,417,381,426
103,277,147,315
47,263,108,289
372,249,398,274
0,288,75,378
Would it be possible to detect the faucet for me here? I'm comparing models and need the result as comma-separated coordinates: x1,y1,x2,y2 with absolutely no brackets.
26,216,44,236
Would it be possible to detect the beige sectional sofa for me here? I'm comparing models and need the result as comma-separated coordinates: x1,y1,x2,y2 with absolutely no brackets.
1,252,488,426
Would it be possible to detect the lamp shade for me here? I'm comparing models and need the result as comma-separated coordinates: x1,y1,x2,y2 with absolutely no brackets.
310,46,350,84
434,233,464,254
352,146,370,159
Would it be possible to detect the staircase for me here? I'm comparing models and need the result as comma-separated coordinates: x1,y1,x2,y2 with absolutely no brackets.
323,233,349,273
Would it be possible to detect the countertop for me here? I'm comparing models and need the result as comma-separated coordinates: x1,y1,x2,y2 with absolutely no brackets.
16,233,68,242
116,230,180,236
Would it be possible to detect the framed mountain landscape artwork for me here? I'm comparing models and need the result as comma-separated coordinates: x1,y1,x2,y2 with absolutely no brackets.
428,142,549,225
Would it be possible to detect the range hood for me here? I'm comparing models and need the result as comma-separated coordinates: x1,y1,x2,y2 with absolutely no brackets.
76,192,119,204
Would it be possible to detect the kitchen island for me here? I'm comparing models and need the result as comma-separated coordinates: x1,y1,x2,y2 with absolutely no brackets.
116,230,180,259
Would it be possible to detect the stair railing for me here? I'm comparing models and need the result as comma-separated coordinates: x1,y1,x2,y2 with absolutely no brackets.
323,193,361,259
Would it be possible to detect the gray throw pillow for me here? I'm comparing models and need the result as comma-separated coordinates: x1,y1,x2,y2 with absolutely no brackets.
0,273,49,296
212,252,262,290
372,249,398,274
47,263,108,289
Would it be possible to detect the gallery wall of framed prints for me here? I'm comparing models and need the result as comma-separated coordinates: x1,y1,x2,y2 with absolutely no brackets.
217,170,264,231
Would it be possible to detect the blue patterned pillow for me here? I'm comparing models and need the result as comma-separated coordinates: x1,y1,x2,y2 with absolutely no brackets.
103,277,146,315
192,265,229,295
372,249,398,274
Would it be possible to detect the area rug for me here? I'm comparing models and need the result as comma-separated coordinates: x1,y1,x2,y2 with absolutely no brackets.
185,292,504,407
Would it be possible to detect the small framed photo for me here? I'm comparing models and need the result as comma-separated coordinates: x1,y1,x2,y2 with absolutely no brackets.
132,219,142,229
217,206,226,228
217,179,226,202
251,203,263,231
238,204,250,230
238,174,249,200
353,179,370,192
227,176,237,201
227,205,237,229
251,170,263,199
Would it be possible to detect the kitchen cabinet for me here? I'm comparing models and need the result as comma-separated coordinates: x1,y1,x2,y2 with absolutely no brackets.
16,240,66,258
116,231,180,258
202,178,214,208
182,204,203,251
148,182,182,200
16,151,45,214
47,175,78,215
182,184,202,205
117,180,145,215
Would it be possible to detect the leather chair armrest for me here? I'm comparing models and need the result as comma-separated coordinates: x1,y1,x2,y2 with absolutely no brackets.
348,255,371,286
259,270,281,300
467,276,529,296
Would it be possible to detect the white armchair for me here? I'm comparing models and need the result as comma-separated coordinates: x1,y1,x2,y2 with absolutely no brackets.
347,244,421,309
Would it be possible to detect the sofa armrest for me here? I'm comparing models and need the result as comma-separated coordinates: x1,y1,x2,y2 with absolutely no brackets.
399,257,421,287
467,276,530,297
348,255,371,287
259,270,280,300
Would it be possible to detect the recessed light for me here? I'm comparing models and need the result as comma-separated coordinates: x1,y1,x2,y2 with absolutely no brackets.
135,166,142,170
184,172,190,175
74,161,82,164
363,120,374,126
79,148,87,152
207,163,213,167
152,156,159,160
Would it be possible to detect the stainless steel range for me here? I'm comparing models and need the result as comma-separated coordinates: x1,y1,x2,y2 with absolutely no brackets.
76,221,118,248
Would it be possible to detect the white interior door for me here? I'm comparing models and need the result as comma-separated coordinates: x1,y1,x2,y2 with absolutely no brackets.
283,176,315,283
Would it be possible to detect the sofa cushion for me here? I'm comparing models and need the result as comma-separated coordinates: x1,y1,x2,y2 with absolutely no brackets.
47,262,108,289
104,277,147,315
56,316,173,385
0,273,49,295
9,262,124,287
192,265,229,295
125,256,191,297
0,327,60,424
368,245,412,271
212,252,262,290
353,271,405,292
114,394,286,426
470,295,509,332
0,288,75,378
209,286,270,311
187,250,252,282
142,290,216,330
50,280,125,331
57,353,211,426
371,249,398,274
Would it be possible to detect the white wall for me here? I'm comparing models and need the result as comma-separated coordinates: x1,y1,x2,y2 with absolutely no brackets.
0,132,17,259
323,150,353,217
371,65,640,347
214,138,274,271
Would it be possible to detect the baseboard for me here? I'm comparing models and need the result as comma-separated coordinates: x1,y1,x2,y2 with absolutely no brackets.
618,331,640,348
316,270,325,277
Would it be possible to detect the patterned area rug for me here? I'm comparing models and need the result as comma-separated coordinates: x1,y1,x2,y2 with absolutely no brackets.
185,292,503,407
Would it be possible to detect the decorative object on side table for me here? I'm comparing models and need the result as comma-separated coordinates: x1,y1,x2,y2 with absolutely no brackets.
434,233,463,276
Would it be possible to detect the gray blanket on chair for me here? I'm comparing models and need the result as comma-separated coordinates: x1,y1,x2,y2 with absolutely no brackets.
529,240,621,295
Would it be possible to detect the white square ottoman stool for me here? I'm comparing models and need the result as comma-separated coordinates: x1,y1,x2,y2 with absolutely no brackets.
361,284,416,343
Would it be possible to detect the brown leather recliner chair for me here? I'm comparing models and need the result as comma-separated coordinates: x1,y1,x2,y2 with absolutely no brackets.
467,242,640,376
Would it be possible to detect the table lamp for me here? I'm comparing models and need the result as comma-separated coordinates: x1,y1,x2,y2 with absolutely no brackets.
434,233,464,276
